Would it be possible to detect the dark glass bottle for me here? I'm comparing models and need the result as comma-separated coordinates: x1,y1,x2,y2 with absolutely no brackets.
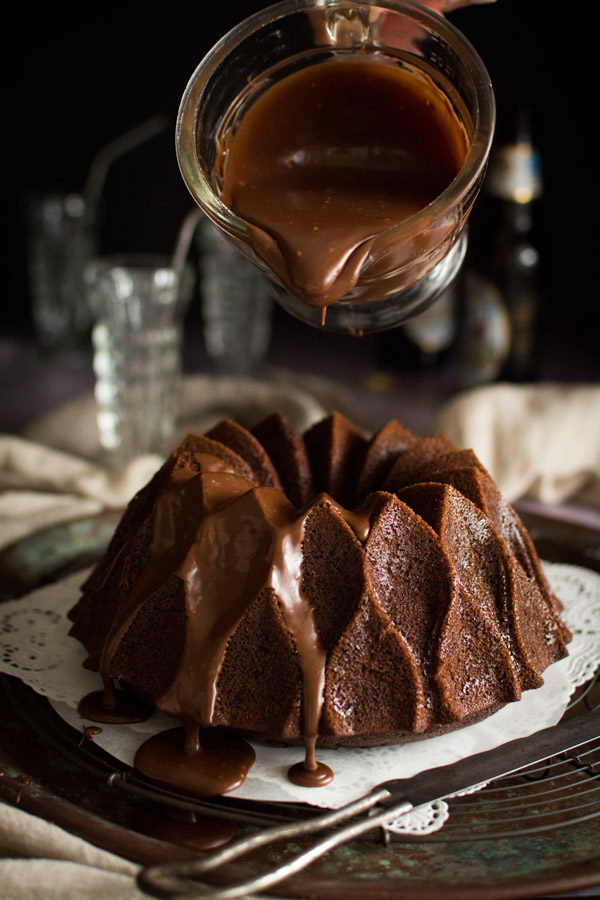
479,113,543,381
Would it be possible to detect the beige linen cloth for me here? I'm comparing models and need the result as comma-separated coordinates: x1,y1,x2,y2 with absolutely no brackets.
0,441,165,899
433,382,600,509
0,805,147,900
1,378,599,897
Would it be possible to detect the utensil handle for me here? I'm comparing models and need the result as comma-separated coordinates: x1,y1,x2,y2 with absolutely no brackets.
136,787,403,898
382,706,600,808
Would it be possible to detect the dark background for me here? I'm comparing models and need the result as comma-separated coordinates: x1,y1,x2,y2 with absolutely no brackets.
4,1,595,360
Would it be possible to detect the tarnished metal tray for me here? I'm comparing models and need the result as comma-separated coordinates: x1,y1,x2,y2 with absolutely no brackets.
1,507,600,899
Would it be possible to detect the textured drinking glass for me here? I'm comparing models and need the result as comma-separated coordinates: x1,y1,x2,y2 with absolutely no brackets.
85,255,194,465
198,219,273,375
27,193,97,349
176,0,495,334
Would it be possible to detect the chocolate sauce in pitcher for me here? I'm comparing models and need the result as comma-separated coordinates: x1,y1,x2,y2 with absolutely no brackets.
218,56,469,312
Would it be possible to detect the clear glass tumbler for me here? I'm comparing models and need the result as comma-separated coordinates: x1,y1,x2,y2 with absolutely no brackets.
197,219,273,375
85,254,194,465
27,193,97,350
176,0,495,334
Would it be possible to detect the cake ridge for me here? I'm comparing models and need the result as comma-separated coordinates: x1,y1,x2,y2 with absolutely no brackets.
398,481,547,690
434,573,523,721
322,584,429,738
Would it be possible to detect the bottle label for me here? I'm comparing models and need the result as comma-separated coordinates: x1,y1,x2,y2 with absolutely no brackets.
486,143,542,204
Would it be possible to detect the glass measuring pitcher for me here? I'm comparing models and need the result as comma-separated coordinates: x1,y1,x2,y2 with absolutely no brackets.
176,0,494,333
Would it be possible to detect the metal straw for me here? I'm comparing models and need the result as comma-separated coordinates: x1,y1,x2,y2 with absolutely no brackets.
83,113,169,211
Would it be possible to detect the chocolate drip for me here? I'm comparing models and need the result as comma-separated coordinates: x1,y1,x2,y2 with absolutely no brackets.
268,514,326,779
78,678,151,724
79,725,103,746
133,726,255,799
288,760,334,788
288,734,334,788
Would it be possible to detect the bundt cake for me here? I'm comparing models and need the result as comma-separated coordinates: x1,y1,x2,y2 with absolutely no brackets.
68,411,571,794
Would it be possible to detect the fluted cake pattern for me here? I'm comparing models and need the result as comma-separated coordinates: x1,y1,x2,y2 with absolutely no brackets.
69,411,570,749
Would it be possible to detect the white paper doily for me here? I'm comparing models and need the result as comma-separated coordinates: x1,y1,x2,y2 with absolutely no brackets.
1,561,599,837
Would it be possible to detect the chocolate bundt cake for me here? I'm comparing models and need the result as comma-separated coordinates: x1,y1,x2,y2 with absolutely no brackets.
69,411,570,789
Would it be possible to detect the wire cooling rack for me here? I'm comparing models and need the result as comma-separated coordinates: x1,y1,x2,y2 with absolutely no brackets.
404,672,600,843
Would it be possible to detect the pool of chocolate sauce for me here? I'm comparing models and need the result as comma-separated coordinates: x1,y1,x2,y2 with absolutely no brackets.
217,56,469,313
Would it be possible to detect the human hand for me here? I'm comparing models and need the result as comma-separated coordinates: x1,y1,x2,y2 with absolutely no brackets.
423,0,496,13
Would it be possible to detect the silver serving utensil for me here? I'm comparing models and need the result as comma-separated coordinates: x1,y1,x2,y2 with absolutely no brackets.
137,706,600,899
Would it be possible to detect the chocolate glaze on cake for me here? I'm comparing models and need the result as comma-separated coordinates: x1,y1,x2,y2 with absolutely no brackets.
69,412,570,796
